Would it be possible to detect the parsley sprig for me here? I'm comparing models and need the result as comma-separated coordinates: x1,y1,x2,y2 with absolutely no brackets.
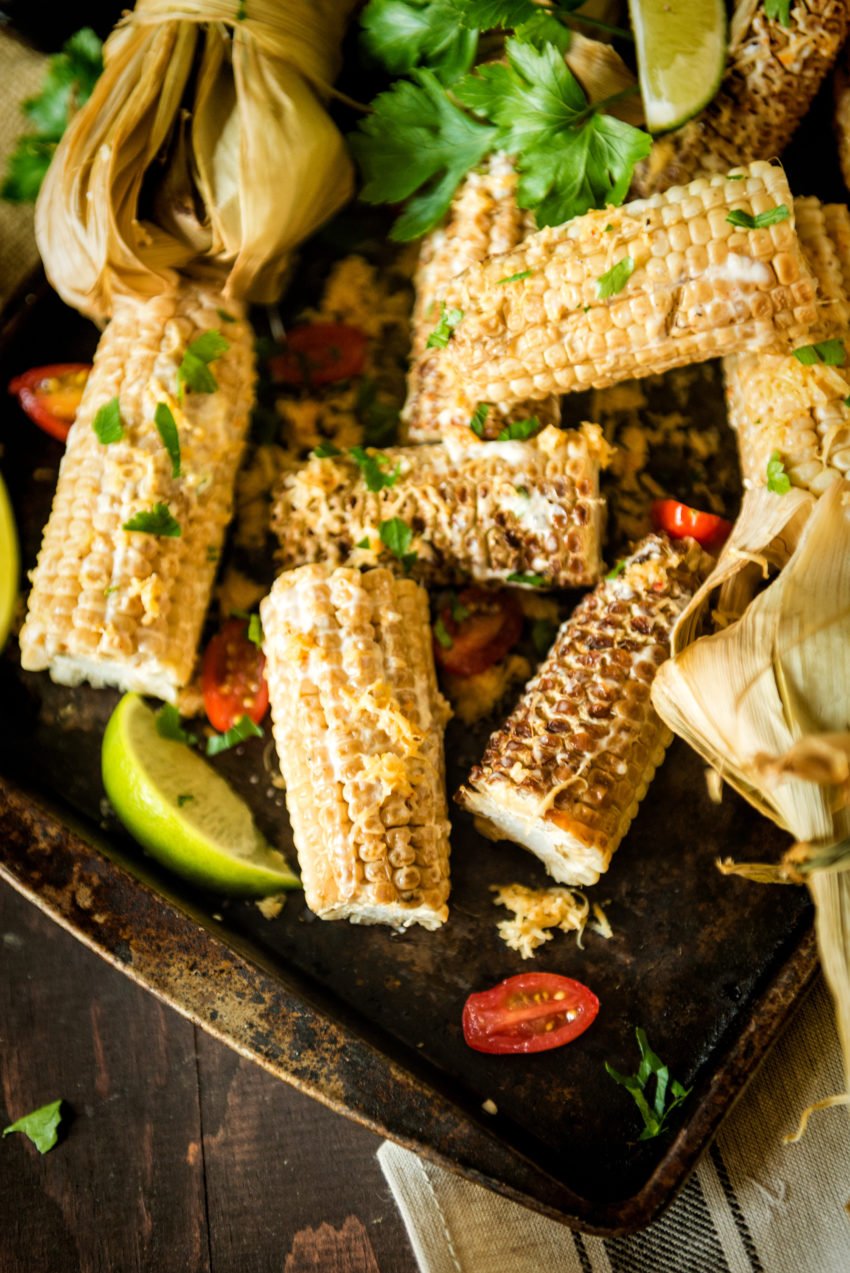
427,303,464,349
3,1099,64,1154
766,450,791,495
206,715,263,757
123,503,181,538
154,403,181,478
93,398,124,445
350,445,402,492
498,417,540,441
726,204,790,231
792,339,846,368
155,704,198,747
178,330,229,398
605,1028,691,1141
380,517,418,570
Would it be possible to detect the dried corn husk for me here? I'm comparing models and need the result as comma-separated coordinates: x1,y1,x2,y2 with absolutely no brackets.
35,0,356,319
652,480,850,1090
565,33,644,126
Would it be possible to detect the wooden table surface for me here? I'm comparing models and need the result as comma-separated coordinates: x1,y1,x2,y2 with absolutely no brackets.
0,881,418,1273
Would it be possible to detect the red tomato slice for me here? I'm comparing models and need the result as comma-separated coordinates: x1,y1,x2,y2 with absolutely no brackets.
268,323,368,387
434,588,523,678
201,618,269,733
651,499,733,553
9,362,91,442
463,973,599,1055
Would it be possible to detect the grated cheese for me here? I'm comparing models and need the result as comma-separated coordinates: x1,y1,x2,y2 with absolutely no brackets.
491,882,590,959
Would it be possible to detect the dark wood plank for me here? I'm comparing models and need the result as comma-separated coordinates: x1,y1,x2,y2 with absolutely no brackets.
195,1028,416,1273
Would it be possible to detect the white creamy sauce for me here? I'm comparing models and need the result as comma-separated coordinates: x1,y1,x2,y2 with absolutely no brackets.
708,254,773,287
501,489,556,533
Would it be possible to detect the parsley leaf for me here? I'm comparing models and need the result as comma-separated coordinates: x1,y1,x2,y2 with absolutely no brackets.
469,402,491,437
766,450,791,495
3,1099,64,1154
123,503,181,538
206,715,263,756
596,255,634,300
513,11,573,54
379,516,417,569
455,39,649,227
531,617,559,656
93,397,124,445
764,0,792,26
361,0,478,84
450,593,471,623
154,403,181,478
356,536,372,549
216,308,236,323
726,204,790,230
793,339,846,367
497,269,534,285
247,613,264,648
506,571,547,586
155,704,198,747
177,330,229,397
312,442,343,458
605,1028,691,1141
434,616,454,649
606,559,627,580
498,416,540,441
2,29,102,203
349,444,402,492
427,303,464,349
349,68,498,241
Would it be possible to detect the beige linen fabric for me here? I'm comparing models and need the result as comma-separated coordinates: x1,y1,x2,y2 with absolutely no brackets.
0,34,46,307
379,979,850,1273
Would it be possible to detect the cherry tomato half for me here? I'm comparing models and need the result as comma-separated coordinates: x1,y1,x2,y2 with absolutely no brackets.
434,588,523,678
463,972,599,1055
651,499,733,554
268,323,368,387
201,618,269,733
9,362,91,442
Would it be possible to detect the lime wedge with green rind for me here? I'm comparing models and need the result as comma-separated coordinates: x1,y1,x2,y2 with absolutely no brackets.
0,470,19,652
628,0,727,134
102,693,299,896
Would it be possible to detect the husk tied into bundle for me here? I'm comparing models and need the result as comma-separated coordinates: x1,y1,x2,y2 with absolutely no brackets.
652,481,850,1102
35,0,357,320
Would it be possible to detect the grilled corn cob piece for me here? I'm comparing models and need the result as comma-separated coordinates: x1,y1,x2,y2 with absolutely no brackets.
272,424,606,588
403,152,560,443
19,282,255,700
441,163,818,408
632,0,849,197
724,199,850,496
457,535,712,886
261,564,452,928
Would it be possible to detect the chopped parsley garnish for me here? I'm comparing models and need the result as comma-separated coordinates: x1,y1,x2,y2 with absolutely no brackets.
2,1099,64,1154
726,204,790,230
379,516,417,570
434,616,454,649
764,0,791,26
356,377,399,446
360,0,478,85
766,450,791,495
313,442,343,458
92,397,124,445
514,484,530,498
350,444,401,492
596,255,634,300
216,308,236,323
177,330,229,397
792,339,846,367
605,1027,691,1141
497,416,539,441
155,704,198,746
177,793,195,807
469,402,491,437
123,503,181,538
727,172,745,180
356,536,372,549
506,571,547,587
2,29,102,203
206,714,263,756
606,559,627,580
154,402,181,478
497,269,534,284
206,545,220,562
247,613,263,648
449,593,470,623
426,303,464,349
531,617,559,656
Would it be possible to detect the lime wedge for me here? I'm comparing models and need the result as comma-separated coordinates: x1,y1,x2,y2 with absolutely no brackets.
102,694,299,896
0,470,19,652
628,0,727,134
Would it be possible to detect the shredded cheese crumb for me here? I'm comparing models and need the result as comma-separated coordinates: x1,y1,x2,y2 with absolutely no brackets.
481,1099,498,1115
588,902,613,940
704,767,724,804
492,883,590,959
256,895,286,920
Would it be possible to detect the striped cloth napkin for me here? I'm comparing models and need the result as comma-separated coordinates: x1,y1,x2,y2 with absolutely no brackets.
379,979,850,1271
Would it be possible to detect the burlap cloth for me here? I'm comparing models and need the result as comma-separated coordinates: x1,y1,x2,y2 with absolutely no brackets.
0,29,847,1273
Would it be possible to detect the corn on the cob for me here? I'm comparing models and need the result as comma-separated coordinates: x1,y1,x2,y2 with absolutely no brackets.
272,424,606,588
403,152,560,443
19,282,255,700
260,564,452,928
724,198,850,496
441,162,818,408
456,534,711,886
632,0,849,197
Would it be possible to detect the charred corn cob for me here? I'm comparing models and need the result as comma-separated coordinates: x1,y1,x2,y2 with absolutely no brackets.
441,162,818,409
724,198,850,495
403,152,560,443
457,535,712,886
632,0,849,197
272,424,606,588
261,564,452,928
19,282,255,700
